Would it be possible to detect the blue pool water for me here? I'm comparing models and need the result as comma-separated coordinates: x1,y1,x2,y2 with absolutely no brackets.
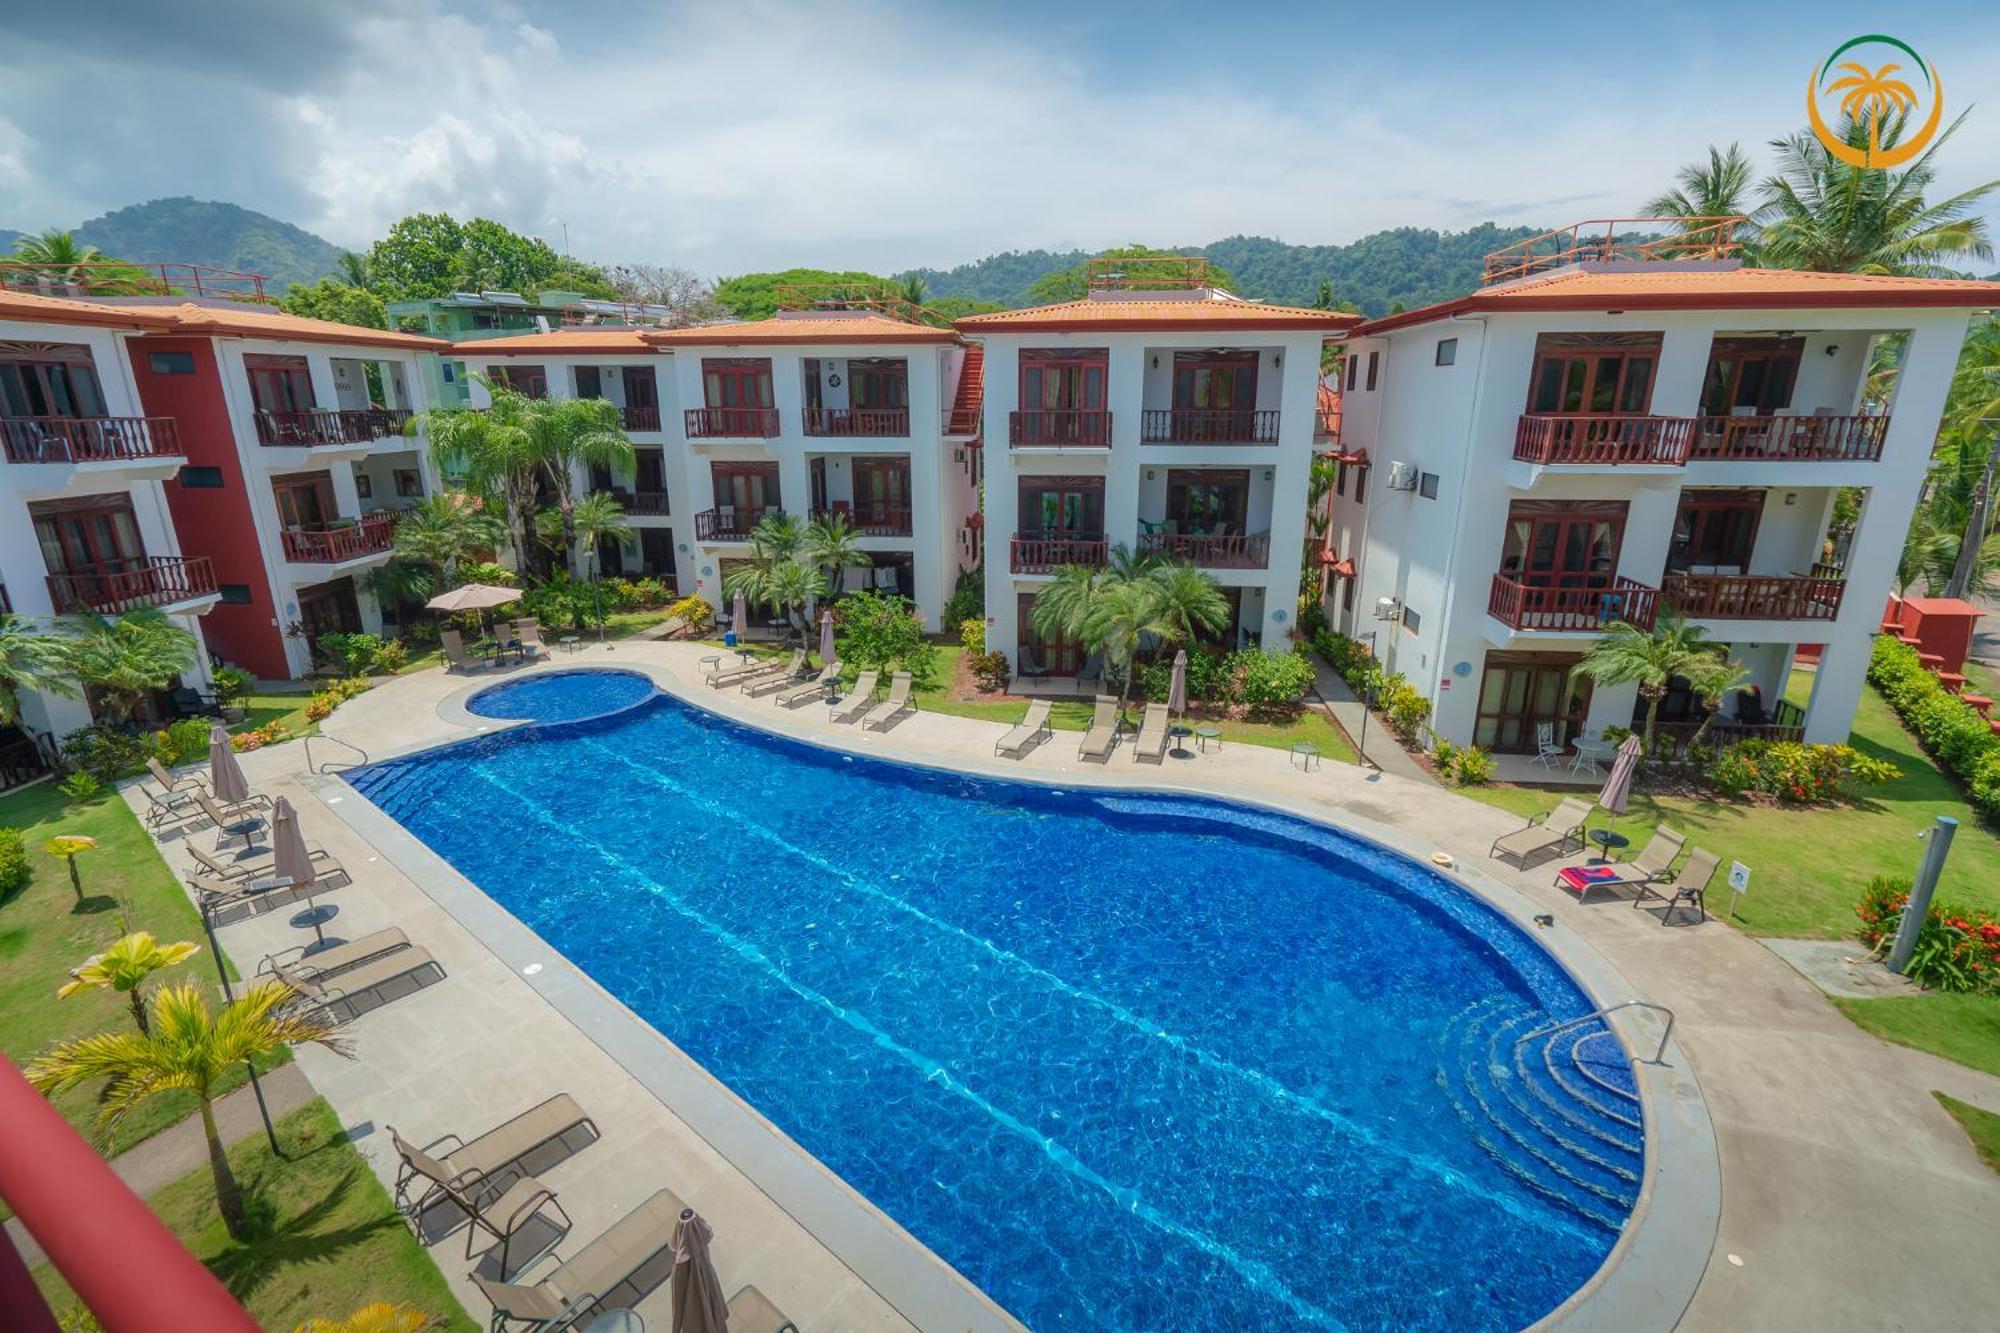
353,672,1642,1331
465,669,656,723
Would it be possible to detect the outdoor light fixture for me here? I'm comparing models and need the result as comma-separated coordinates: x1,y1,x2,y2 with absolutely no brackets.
1785,493,1798,505
1151,355,1159,369
1826,344,1840,355
1273,353,1282,367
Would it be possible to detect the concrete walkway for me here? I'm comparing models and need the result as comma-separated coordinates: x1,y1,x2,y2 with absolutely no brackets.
1310,657,1436,784
5,1062,315,1269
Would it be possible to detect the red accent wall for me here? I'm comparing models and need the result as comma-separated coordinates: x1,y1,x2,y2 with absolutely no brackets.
130,337,289,679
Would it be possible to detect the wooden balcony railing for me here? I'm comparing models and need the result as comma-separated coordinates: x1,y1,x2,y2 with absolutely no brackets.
694,506,779,541
1140,409,1281,445
803,407,910,438
280,513,398,563
620,404,662,432
1,415,184,464
254,408,412,447
685,407,779,439
1010,533,1109,573
1514,414,1694,466
624,489,671,516
1488,573,1659,632
45,555,217,614
1137,530,1272,568
812,506,913,537
1661,573,1845,620
1687,414,1888,462
1009,410,1111,448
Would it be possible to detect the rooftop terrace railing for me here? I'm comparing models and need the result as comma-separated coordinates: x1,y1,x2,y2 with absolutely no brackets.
1481,217,1748,284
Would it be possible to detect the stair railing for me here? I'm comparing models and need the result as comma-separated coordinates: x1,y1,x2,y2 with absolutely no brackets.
303,733,369,775
1513,999,1676,1067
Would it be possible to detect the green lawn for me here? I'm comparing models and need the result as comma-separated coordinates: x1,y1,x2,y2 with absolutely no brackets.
1835,994,2000,1079
1934,1093,2000,1176
229,691,321,740
33,1099,476,1331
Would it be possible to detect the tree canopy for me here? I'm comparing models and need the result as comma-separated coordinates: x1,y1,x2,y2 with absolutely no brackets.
360,213,616,302
710,267,898,320
278,277,387,329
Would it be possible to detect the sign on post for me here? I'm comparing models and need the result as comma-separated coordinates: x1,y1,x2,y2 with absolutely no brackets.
1727,862,1751,918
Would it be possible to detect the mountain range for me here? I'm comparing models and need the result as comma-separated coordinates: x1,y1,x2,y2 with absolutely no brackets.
2,198,348,292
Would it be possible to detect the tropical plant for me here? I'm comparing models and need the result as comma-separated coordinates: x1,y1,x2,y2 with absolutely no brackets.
801,513,872,596
1570,612,1715,749
11,227,103,270
835,590,937,682
210,666,253,707
522,397,634,573
27,981,347,1238
42,834,95,904
1643,143,1758,252
1682,653,1755,749
1078,580,1175,718
420,389,542,568
0,827,27,897
565,490,631,579
58,725,146,781
1029,564,1114,660
722,514,822,640
666,594,712,636
58,932,200,1035
59,608,198,725
762,560,830,640
392,492,503,588
1145,561,1232,650
296,1303,437,1333
0,611,74,726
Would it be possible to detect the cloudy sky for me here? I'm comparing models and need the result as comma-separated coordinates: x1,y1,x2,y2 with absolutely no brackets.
2,1,1996,277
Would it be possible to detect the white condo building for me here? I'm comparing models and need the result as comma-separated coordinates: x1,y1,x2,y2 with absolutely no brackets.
1323,244,2000,755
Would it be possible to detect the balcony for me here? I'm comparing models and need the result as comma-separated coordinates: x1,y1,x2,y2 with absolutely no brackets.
694,506,780,542
619,489,670,516
803,407,910,438
1661,573,1845,621
1140,409,1281,446
1009,410,1111,449
1514,414,1693,466
1687,414,1887,462
2,416,183,465
685,407,780,439
254,408,412,447
280,513,398,564
1011,533,1109,574
621,404,662,432
45,555,217,615
813,506,912,537
1138,530,1271,568
1487,574,1659,633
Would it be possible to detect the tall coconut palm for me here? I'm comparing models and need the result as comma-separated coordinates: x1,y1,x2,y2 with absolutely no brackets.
28,981,346,1237
61,608,197,725
392,492,503,588
0,611,74,727
1079,579,1176,719
421,389,540,568
1029,564,1115,665
1145,561,1231,650
10,228,102,281
57,932,200,1035
1683,654,1755,750
1945,317,2000,434
1644,143,1758,254
567,490,631,579
802,513,871,596
522,396,634,575
764,560,830,641
1569,612,1714,750
1755,112,1999,275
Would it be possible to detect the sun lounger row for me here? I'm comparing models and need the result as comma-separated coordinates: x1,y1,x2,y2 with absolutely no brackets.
1553,825,1722,923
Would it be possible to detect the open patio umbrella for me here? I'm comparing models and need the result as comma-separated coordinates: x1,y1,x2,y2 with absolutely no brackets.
1598,734,1644,815
207,723,250,804
423,583,522,614
1167,648,1188,716
818,609,837,667
670,1208,728,1333
269,796,314,887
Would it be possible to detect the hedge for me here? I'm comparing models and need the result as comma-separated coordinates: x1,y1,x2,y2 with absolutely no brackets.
1867,636,2000,820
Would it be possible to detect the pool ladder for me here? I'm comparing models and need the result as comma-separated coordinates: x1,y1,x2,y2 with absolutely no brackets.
304,733,370,775
1513,1000,1676,1067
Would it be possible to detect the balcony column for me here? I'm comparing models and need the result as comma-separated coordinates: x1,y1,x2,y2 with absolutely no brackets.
1261,344,1321,645
126,484,182,570
327,463,363,520
1617,483,1679,589
1649,327,1711,417
1103,343,1145,552
986,466,1022,672
907,359,945,628
305,354,340,414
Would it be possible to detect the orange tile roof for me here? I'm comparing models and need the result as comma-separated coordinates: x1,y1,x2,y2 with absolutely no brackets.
956,293,1358,334
1356,267,2000,335
0,289,180,331
455,328,658,356
143,303,450,351
643,313,958,346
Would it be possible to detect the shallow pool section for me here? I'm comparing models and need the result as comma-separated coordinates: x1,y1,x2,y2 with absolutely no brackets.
352,679,1641,1331
465,668,657,724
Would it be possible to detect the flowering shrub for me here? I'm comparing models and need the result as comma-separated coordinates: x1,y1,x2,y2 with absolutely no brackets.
148,718,212,767
968,651,1010,692
373,639,409,672
1856,877,2000,993
230,720,291,753
1708,739,1898,803
666,595,712,636
960,619,985,655
610,577,673,610
1384,679,1432,740
1868,636,2000,819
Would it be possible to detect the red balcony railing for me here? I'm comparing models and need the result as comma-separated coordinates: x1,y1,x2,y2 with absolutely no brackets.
46,555,217,614
1514,414,1694,466
943,405,982,435
1,415,184,465
280,513,397,563
1140,409,1281,445
812,505,913,537
686,407,779,439
694,506,779,541
1487,574,1659,632
620,404,662,432
803,407,911,438
1010,410,1111,448
1661,573,1845,621
1687,414,1888,462
254,408,412,446
1138,530,1271,568
1010,533,1109,574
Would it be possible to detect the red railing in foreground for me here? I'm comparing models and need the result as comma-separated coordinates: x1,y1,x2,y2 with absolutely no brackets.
1140,409,1281,445
1009,410,1111,448
1514,414,1693,466
0,416,183,464
45,556,216,614
1687,414,1887,462
1488,574,1659,632
1661,573,1845,620
1010,534,1109,573
280,513,398,563
685,407,780,439
1481,216,1747,284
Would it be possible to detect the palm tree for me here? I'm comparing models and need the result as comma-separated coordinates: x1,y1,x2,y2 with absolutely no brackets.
10,228,102,281
28,981,346,1237
1945,317,2000,434
1030,564,1115,668
1569,612,1714,750
522,397,634,575
337,251,372,288
0,612,74,727
392,492,503,588
1755,112,1999,275
1644,143,1757,254
421,390,541,568
58,932,200,1035
764,560,830,641
567,490,631,580
1079,579,1175,719
1683,654,1755,750
1145,561,1231,650
61,608,197,725
298,1302,436,1333
802,513,871,596
899,275,927,307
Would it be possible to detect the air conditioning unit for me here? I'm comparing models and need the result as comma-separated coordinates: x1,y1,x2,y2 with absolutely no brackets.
1373,597,1402,623
1385,461,1420,491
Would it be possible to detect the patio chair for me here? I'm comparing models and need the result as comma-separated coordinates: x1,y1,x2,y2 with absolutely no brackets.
1532,722,1564,770
728,1286,802,1333
742,649,809,696
1633,846,1721,925
142,758,209,828
706,654,774,688
471,1187,688,1332
187,840,346,887
258,927,411,987
779,662,841,706
994,698,1054,757
147,756,207,797
389,1093,602,1241
1488,796,1592,866
1132,702,1171,764
513,620,546,661
187,871,320,927
191,789,273,851
441,629,488,674
828,670,880,723
290,945,446,1022
1077,695,1120,761
860,671,914,731
1553,825,1687,903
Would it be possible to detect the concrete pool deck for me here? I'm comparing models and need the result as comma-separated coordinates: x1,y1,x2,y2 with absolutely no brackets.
137,640,2000,1331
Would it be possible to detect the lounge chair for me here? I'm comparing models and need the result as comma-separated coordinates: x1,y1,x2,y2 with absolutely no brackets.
187,841,345,886
1554,825,1687,903
390,1093,602,1242
472,1187,688,1331
513,619,545,661
259,927,411,987
1077,695,1120,761
828,670,880,722
728,1286,801,1333
779,662,841,706
860,671,913,731
741,649,808,696
994,698,1053,757
187,871,320,927
142,758,209,827
442,628,488,674
1488,796,1592,866
290,945,445,1022
147,756,206,797
1132,702,1171,764
705,654,770,688
192,789,274,851
1633,846,1721,924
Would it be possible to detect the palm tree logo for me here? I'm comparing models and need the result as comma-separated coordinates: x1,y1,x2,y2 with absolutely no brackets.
1808,36,1943,170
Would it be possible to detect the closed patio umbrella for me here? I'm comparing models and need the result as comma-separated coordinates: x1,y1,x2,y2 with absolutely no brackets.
269,796,314,887
670,1207,728,1333
731,589,748,639
818,609,837,667
1167,648,1188,716
1598,734,1643,815
207,723,250,804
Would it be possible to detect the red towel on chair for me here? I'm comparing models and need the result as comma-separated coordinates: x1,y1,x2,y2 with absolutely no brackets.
1556,865,1621,896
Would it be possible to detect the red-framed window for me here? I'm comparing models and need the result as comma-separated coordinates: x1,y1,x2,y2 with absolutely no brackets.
1701,338,1803,417
702,358,773,410
1018,476,1105,535
30,495,145,575
245,353,316,414
272,472,338,529
621,366,659,409
1172,351,1257,410
1499,500,1629,587
852,456,910,510
711,461,780,512
848,358,908,409
0,342,108,417
1020,349,1107,411
490,364,549,399
1527,335,1660,415
1668,489,1764,573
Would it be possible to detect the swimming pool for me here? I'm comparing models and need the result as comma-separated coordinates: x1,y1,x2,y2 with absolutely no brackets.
350,670,1643,1331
